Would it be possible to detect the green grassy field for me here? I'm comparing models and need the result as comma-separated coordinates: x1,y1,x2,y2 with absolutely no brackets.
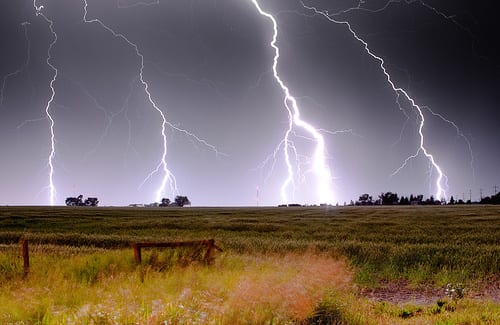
0,205,499,324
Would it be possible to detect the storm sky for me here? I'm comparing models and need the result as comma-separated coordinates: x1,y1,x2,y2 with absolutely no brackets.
1,0,499,206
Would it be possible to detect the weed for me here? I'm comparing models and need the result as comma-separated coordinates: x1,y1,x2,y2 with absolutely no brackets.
306,293,344,324
445,283,466,301
430,299,447,314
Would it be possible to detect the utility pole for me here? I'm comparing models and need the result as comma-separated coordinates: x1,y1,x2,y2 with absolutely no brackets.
494,185,498,196
480,188,483,200
469,189,472,202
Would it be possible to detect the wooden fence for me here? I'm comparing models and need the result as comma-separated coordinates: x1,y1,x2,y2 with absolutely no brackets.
17,239,222,276
132,239,222,265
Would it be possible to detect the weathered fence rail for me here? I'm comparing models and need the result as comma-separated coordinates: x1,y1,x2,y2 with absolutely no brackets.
14,239,222,277
132,239,222,265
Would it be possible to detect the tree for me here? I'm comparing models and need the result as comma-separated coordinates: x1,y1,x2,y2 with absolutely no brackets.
174,196,191,207
357,193,373,205
65,194,84,206
84,197,99,206
379,192,399,205
159,198,171,207
399,196,409,205
424,195,435,205
492,192,500,204
449,196,455,205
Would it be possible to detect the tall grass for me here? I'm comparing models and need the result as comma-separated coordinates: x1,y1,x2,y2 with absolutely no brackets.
0,245,24,282
1,205,498,286
0,248,352,324
0,205,499,323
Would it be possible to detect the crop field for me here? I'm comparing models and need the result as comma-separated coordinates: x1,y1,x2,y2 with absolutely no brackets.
0,205,499,324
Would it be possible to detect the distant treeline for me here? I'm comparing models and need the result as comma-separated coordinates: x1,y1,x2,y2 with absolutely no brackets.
353,192,500,206
479,192,500,205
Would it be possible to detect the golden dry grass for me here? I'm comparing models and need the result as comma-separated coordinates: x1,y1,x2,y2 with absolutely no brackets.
0,250,353,324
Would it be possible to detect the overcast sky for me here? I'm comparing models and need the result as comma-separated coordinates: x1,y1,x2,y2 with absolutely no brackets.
1,0,498,206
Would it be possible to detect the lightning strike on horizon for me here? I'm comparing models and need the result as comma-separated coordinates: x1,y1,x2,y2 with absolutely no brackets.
83,0,223,203
301,1,449,200
0,22,31,109
308,0,477,182
309,0,477,176
82,0,174,203
250,0,335,204
33,1,58,206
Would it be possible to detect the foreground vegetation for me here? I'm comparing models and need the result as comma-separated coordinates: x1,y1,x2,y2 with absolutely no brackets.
0,205,499,323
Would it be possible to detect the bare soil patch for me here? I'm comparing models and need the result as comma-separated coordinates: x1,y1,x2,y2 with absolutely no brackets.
359,280,500,305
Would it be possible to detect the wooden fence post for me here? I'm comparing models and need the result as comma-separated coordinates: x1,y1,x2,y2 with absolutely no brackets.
205,239,215,264
21,239,29,276
132,243,142,264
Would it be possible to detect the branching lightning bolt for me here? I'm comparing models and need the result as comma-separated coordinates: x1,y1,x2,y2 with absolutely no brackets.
82,0,174,202
33,1,58,205
83,0,222,202
301,1,449,200
423,106,475,182
326,1,476,177
250,0,335,204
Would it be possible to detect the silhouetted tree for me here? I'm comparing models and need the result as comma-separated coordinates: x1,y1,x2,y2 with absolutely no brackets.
159,198,171,207
357,193,373,205
480,196,491,204
379,192,399,205
414,195,424,204
84,197,99,206
449,196,455,205
399,196,410,205
174,196,191,207
65,194,98,206
480,193,500,204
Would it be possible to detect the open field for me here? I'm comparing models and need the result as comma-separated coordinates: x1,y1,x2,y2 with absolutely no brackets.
0,205,499,324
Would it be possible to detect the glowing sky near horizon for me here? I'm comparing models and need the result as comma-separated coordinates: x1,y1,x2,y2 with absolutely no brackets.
0,0,498,206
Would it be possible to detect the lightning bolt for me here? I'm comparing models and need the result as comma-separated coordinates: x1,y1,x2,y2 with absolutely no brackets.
423,105,475,182
250,0,335,205
58,77,136,163
83,0,223,203
33,1,58,206
81,0,174,203
301,1,449,200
